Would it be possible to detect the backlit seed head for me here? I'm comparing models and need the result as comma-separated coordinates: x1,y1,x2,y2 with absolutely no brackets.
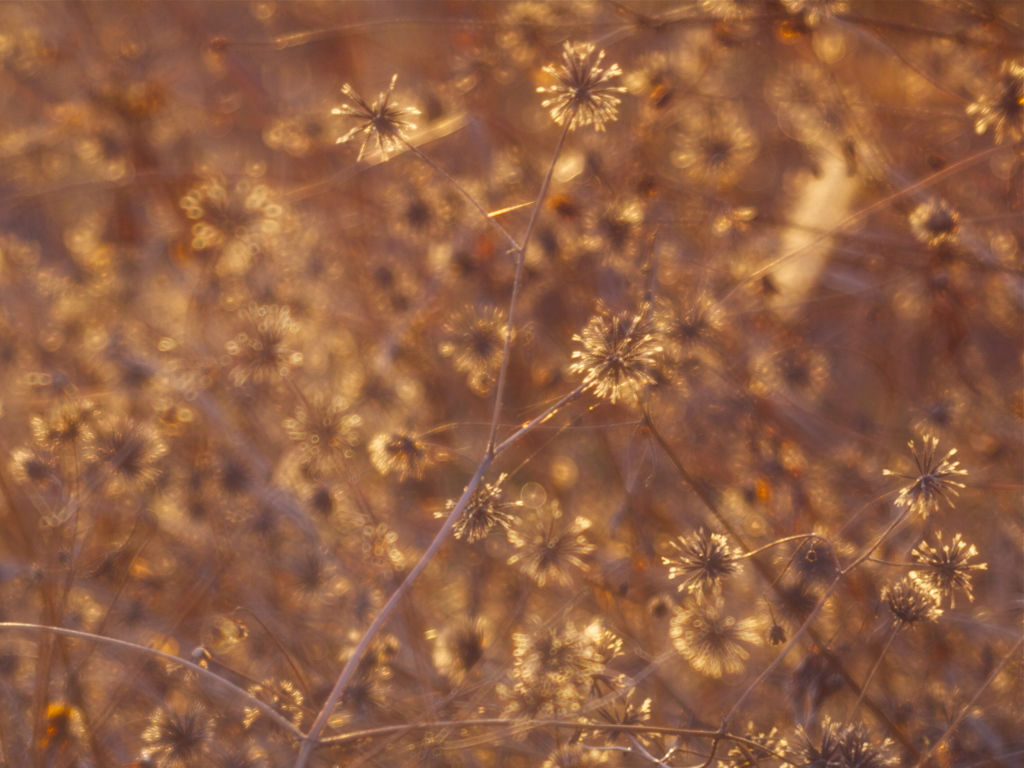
883,435,967,517
537,41,626,132
332,74,420,161
670,596,762,678
569,303,662,404
911,533,986,608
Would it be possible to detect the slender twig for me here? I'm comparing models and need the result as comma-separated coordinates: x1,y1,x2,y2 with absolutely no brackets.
403,140,522,253
846,625,899,723
293,384,584,766
913,637,1023,768
486,119,573,456
320,717,786,757
0,622,305,740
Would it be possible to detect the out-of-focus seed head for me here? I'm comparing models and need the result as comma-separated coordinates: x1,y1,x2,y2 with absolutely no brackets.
569,303,662,404
670,596,762,678
883,577,943,629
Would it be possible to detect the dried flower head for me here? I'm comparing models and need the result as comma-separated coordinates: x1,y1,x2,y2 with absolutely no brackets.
537,41,626,131
508,502,595,586
363,522,405,572
443,472,521,542
720,724,788,768
673,104,759,187
284,394,361,475
179,176,286,275
839,722,897,768
883,578,942,629
663,529,744,595
434,616,488,682
909,199,960,248
331,74,420,161
142,705,213,768
86,419,167,493
243,679,304,729
966,59,1023,145
9,445,61,490
570,303,662,404
439,305,508,394
513,619,620,693
670,596,762,678
883,435,967,517
226,304,303,386
30,399,95,451
795,718,896,768
368,431,437,480
911,532,987,608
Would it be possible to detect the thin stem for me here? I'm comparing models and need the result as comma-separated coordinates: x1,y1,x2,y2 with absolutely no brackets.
320,717,785,757
704,511,913,768
292,456,493,767
913,637,1023,768
0,622,304,740
404,141,522,253
486,119,573,456
293,384,585,765
846,625,899,723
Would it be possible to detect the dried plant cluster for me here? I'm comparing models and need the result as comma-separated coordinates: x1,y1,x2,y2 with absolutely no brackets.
0,3,1020,768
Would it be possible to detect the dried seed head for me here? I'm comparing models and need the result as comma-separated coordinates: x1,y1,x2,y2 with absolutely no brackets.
883,578,943,629
911,533,986,608
883,435,967,517
966,59,1023,144
332,74,420,161
507,502,595,586
537,41,626,131
663,529,744,595
142,705,213,768
670,596,762,678
569,303,662,404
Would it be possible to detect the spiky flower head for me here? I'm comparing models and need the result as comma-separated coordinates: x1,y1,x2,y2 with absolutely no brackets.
537,41,626,131
882,578,942,629
882,435,967,517
569,303,662,404
332,74,420,161
670,596,761,678
442,472,521,542
663,529,744,595
507,502,595,586
966,59,1023,145
911,532,986,608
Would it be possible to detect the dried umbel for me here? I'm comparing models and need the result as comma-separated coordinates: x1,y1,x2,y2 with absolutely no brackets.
909,199,960,248
966,59,1023,144
911,533,987,608
663,529,744,595
368,431,437,480
537,41,626,131
670,596,762,678
443,472,520,542
142,705,213,768
507,502,595,586
569,303,662,404
883,435,967,517
794,718,896,768
439,305,508,394
226,304,303,386
332,74,420,161
883,578,943,629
